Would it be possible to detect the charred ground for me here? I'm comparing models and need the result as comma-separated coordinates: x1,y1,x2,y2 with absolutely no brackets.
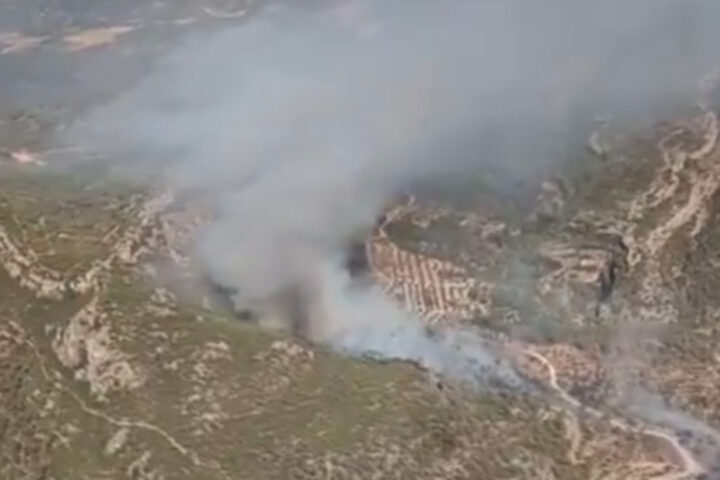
2,2,720,480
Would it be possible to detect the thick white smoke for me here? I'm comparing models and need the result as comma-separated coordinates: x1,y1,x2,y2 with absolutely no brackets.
67,0,720,389
307,259,526,389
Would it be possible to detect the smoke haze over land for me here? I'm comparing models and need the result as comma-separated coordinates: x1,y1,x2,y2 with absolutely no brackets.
68,0,720,388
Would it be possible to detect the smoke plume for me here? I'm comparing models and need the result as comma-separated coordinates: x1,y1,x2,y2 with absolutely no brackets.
67,0,720,389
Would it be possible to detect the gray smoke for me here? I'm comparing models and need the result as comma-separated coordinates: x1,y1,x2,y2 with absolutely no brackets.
68,0,720,388
309,260,526,389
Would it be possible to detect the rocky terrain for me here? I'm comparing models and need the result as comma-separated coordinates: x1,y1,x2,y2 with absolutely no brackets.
3,1,720,479
362,102,720,479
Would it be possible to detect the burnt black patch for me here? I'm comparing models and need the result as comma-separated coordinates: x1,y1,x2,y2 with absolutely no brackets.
345,239,369,277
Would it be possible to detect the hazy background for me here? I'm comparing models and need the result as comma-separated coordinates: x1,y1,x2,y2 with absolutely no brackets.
66,0,720,389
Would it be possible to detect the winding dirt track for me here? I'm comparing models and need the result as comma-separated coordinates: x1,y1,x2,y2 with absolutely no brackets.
3,107,720,478
508,108,720,479
510,343,704,480
362,106,720,479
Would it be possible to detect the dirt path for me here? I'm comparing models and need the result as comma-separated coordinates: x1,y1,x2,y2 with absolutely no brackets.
510,342,706,479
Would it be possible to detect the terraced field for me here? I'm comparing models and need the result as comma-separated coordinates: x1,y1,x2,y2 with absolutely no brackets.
3,1,720,479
